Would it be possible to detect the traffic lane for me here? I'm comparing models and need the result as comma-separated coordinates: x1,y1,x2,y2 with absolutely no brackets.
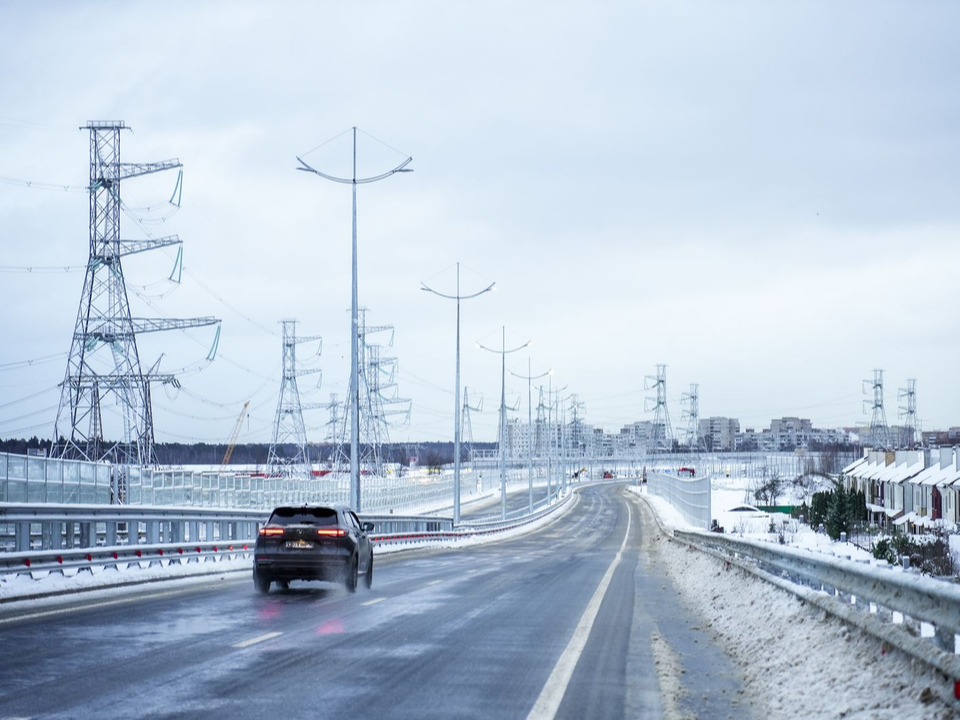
0,485,625,719
555,490,744,720
460,482,572,520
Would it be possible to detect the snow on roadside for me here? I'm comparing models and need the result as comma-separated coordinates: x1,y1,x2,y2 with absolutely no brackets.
637,495,958,720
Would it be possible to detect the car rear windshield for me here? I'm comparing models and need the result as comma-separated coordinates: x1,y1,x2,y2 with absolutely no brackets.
268,507,339,526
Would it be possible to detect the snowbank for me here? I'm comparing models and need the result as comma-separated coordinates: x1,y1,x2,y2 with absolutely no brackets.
636,494,958,719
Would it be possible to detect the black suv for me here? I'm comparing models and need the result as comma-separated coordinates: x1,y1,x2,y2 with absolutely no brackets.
253,504,374,594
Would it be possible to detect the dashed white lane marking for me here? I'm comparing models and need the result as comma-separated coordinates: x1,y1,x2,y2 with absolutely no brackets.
525,501,633,720
362,597,386,606
426,579,443,586
232,631,283,649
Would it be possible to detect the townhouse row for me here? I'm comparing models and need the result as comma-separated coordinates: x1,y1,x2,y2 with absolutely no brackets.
843,448,960,531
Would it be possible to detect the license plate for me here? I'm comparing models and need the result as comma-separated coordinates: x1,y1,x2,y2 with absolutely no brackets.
285,539,315,549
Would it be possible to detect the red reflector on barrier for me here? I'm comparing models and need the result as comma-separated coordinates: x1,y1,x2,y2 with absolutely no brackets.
955,680,960,700
158,549,164,556
213,546,218,552
243,545,248,550
177,548,184,555
112,552,118,560
57,556,63,564
85,554,92,562
195,547,201,553
228,545,234,551
23,558,31,568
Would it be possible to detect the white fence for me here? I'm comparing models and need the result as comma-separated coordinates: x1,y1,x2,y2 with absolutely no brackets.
647,472,712,530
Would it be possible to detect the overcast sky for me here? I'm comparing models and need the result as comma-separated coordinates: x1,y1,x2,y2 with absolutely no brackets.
1,1,959,447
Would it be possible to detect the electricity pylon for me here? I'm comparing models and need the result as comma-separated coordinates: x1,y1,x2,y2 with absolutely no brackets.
645,364,672,453
460,386,482,464
898,378,918,449
267,320,323,477
681,383,706,452
863,369,890,451
52,121,219,468
333,310,409,479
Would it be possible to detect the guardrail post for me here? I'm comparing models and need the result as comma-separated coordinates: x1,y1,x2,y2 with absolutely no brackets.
15,522,30,552
205,521,215,542
106,521,117,546
171,521,182,544
188,521,199,543
146,521,159,545
79,522,92,548
48,521,63,550
219,521,228,541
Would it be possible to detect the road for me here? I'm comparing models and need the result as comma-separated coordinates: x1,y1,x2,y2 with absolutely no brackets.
0,484,745,720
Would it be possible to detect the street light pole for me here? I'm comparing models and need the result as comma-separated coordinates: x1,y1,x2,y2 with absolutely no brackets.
478,327,530,520
421,263,495,525
297,128,412,511
509,360,551,513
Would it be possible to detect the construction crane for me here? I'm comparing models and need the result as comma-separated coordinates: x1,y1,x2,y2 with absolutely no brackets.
221,401,250,471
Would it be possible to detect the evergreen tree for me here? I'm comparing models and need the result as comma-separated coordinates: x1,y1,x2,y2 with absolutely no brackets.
825,484,850,541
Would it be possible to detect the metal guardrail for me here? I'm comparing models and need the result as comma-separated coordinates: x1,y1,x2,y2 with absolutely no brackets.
0,502,266,553
368,492,574,547
0,541,253,576
671,526,960,682
0,493,573,587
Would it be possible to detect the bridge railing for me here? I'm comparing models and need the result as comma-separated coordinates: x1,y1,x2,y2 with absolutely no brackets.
0,489,575,587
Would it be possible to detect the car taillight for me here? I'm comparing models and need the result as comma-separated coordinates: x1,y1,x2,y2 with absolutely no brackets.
316,528,345,537
259,526,285,536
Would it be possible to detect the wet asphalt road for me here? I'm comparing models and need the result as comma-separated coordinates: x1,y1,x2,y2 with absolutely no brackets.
0,484,744,720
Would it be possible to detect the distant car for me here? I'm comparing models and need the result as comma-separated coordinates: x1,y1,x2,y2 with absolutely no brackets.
253,504,374,594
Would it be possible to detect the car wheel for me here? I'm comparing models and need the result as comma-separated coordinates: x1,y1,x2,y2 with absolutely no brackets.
345,556,358,593
364,554,373,589
253,570,271,594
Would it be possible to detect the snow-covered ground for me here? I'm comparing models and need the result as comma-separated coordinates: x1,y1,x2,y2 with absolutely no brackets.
632,490,959,719
703,473,890,564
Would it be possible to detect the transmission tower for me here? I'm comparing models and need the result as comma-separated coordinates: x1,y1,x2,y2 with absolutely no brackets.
323,393,344,458
336,309,410,478
460,386,482,463
898,378,918,449
863,369,889,451
681,383,706,452
52,121,219,468
267,320,323,477
535,385,546,458
644,364,673,453
569,394,586,457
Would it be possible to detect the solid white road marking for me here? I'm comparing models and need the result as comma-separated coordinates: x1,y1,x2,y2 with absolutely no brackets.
362,597,386,606
231,631,283,649
525,501,633,720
